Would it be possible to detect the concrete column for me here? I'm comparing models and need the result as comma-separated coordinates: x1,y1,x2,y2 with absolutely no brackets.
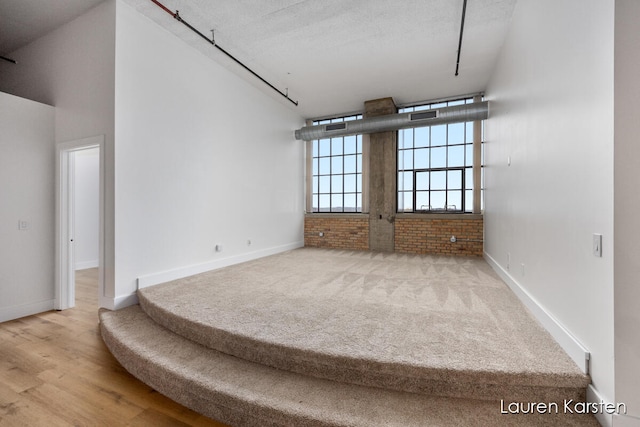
365,97,397,252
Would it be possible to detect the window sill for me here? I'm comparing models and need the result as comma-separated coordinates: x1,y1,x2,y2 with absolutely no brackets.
305,212,369,219
305,212,482,220
395,212,483,220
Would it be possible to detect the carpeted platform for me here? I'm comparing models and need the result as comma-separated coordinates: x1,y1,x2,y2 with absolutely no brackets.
100,248,598,426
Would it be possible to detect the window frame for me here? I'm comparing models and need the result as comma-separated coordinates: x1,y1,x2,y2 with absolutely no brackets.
397,97,483,214
309,114,364,213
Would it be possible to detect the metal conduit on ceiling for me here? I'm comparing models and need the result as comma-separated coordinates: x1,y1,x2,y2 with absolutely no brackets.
455,0,468,76
294,101,488,140
0,55,17,64
150,0,298,107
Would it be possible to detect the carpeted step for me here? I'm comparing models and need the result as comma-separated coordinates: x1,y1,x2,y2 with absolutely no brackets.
99,305,598,427
136,249,589,404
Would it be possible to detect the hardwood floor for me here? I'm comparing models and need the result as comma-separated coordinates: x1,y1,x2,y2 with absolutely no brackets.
0,269,229,427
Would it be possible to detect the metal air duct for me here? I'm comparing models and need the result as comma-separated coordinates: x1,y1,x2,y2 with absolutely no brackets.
294,101,488,140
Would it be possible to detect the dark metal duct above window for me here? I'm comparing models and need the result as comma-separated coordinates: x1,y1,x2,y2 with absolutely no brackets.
294,101,488,140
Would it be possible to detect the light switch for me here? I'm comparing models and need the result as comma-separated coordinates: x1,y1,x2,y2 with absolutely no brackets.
18,220,29,230
593,234,602,257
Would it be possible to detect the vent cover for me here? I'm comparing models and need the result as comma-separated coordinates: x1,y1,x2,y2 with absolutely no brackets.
325,123,347,132
410,111,438,121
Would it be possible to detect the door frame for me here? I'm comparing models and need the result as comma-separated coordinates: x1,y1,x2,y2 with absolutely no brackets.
55,135,105,310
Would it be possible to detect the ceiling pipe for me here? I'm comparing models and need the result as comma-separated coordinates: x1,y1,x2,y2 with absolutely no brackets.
149,0,298,107
0,55,17,64
294,101,488,141
455,0,468,76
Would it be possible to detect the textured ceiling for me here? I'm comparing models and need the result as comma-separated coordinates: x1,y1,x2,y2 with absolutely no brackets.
1,0,517,118
124,0,517,118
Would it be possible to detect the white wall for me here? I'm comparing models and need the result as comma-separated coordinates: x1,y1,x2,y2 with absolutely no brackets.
112,1,305,305
74,147,100,270
0,0,117,309
0,0,304,311
614,0,640,423
0,92,55,322
484,0,615,410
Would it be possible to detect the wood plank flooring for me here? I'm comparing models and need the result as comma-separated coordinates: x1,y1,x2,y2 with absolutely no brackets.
0,269,229,427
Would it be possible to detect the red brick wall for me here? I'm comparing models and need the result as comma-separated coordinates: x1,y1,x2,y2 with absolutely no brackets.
395,216,484,256
304,215,369,250
304,215,483,256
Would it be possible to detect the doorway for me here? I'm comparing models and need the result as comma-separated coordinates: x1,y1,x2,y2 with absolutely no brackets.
56,135,104,310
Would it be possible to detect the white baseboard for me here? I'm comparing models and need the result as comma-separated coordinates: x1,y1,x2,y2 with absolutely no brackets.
114,292,139,310
75,259,99,270
0,299,55,323
484,251,590,374
588,384,613,427
99,292,139,311
587,384,636,427
137,241,304,290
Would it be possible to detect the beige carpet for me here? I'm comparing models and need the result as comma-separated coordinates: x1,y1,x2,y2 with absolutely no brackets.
137,248,588,402
100,305,599,427
100,247,599,426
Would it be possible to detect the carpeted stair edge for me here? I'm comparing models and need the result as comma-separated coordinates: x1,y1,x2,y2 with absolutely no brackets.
138,291,589,404
99,305,598,427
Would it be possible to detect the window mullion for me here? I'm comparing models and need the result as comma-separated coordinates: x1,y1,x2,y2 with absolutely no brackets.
411,170,419,212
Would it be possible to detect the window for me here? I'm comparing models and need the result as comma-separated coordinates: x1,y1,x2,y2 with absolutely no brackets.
397,98,482,213
311,114,363,212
